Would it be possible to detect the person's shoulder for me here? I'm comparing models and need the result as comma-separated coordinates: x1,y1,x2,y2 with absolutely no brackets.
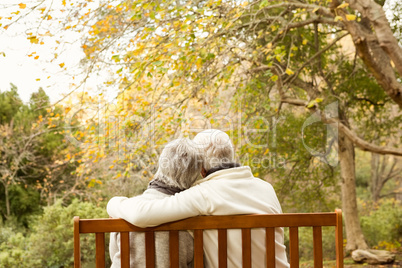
139,189,170,199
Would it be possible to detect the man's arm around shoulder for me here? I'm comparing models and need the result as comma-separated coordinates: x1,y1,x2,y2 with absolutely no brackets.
107,186,207,227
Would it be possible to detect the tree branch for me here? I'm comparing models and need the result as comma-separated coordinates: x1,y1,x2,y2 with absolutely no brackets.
346,0,402,76
280,97,402,156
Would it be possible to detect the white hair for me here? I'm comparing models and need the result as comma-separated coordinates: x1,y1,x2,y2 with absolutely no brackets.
192,129,235,171
155,138,203,190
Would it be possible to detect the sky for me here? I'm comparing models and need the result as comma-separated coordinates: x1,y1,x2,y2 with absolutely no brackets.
0,0,97,104
0,28,83,103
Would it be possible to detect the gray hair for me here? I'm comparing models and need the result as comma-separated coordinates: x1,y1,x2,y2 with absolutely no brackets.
155,138,203,190
192,129,234,171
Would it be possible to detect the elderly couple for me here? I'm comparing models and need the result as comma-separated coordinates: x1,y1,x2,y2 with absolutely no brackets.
107,129,290,268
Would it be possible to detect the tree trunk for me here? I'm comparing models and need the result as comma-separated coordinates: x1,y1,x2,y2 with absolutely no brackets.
339,130,368,252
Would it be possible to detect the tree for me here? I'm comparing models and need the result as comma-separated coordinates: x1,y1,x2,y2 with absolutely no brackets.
3,0,402,252
0,85,82,223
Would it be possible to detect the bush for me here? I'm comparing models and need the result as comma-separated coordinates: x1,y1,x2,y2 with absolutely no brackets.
359,198,402,250
27,199,108,267
0,199,108,268
0,226,27,268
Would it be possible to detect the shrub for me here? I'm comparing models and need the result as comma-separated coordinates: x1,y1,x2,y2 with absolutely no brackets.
0,199,108,268
0,226,27,268
27,199,108,267
359,198,402,250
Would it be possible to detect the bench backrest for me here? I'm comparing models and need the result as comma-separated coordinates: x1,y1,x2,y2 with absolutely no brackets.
74,209,343,268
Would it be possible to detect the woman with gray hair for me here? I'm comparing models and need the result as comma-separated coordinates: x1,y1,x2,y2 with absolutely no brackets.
109,138,202,268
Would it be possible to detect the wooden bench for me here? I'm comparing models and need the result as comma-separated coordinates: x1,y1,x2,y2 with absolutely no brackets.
74,209,343,268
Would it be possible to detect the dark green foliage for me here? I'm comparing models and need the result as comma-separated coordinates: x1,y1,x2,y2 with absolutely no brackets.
0,85,75,222
0,200,109,268
359,198,402,250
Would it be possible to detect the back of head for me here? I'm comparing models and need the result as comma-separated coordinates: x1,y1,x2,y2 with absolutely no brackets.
192,129,235,171
156,138,203,190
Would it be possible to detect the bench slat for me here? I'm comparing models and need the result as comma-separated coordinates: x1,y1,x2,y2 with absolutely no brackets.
95,233,105,267
266,227,276,268
74,216,80,268
194,229,204,268
169,230,179,267
335,209,344,268
242,228,252,268
218,229,227,268
313,226,323,268
78,213,338,233
145,231,155,268
120,232,130,268
289,227,299,268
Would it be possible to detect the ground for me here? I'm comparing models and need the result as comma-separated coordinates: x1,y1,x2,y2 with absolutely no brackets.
300,251,402,268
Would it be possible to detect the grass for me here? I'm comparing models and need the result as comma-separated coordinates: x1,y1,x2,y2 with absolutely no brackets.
298,251,402,268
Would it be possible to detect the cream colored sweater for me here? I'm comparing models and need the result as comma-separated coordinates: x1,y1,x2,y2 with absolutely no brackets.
108,166,289,268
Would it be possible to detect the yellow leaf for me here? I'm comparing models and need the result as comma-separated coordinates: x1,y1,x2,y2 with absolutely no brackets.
390,60,395,68
59,63,65,68
337,3,349,9
28,36,39,44
302,39,308,45
18,3,26,9
346,14,356,21
36,78,40,81
285,69,294,75
334,16,343,22
275,55,281,62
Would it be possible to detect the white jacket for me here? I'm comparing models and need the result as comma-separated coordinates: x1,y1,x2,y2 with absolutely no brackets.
107,166,289,268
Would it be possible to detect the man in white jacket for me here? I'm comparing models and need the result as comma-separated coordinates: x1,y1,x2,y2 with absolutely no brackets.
108,129,289,268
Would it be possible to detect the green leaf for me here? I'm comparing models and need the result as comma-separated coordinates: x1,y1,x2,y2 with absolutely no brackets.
111,55,120,62
153,61,163,66
259,0,268,8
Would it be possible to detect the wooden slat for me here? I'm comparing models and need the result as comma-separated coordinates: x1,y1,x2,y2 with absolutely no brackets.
120,232,130,268
169,230,179,267
218,229,227,268
289,227,299,268
145,232,155,268
242,229,252,268
95,233,105,267
313,227,323,268
335,209,344,268
78,213,338,233
193,230,204,268
266,227,276,268
73,216,81,268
